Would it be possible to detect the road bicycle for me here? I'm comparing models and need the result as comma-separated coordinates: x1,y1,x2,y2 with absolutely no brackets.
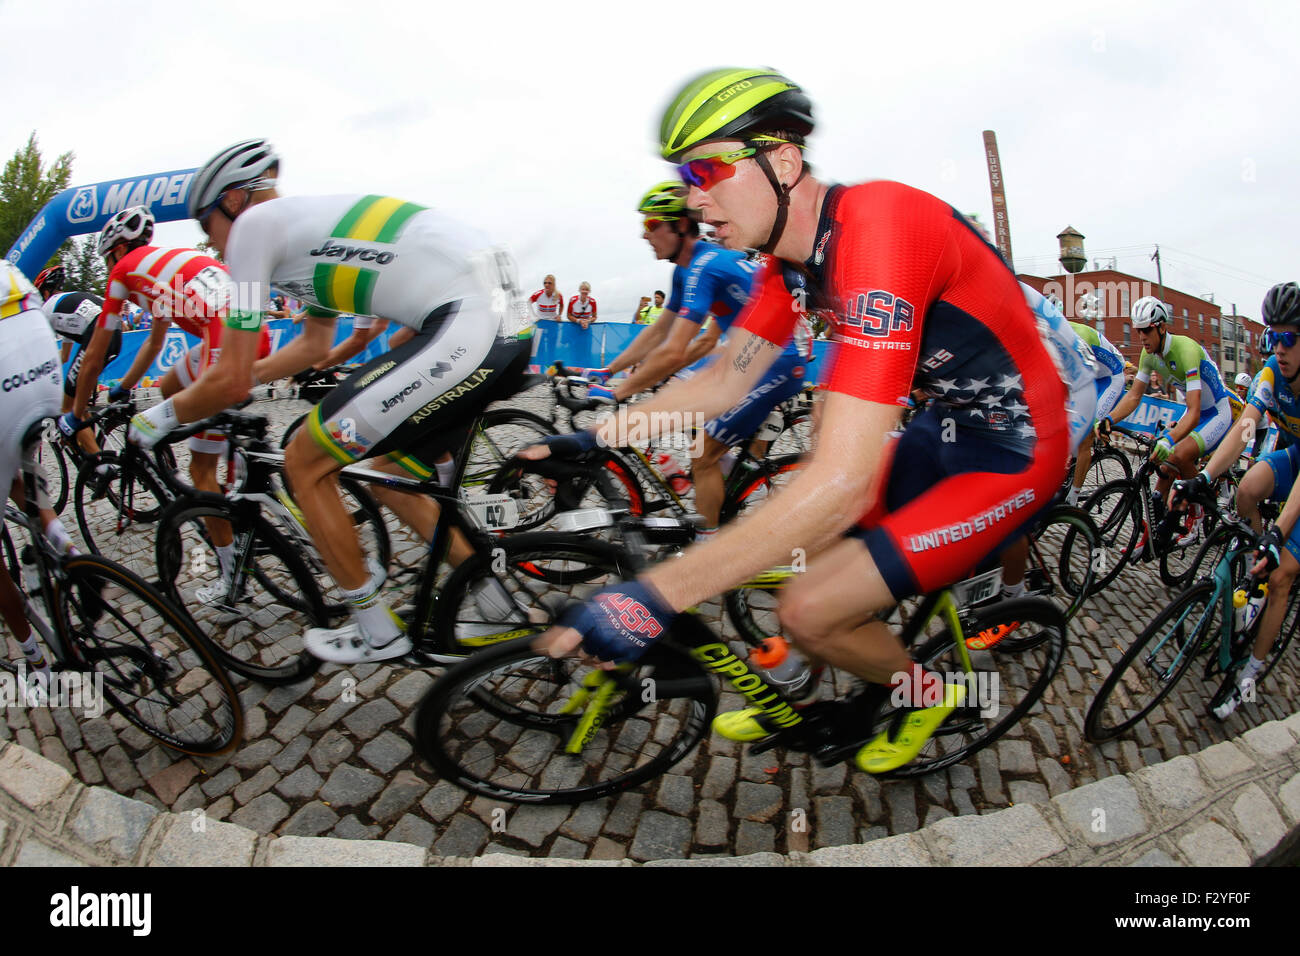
1085,492,1299,741
0,424,241,754
414,455,1067,804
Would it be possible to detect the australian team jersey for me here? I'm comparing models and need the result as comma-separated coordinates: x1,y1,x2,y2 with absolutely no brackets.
42,291,104,344
1248,356,1300,443
668,239,810,361
223,194,524,335
738,182,1067,456
1136,333,1231,405
529,289,563,320
98,246,232,338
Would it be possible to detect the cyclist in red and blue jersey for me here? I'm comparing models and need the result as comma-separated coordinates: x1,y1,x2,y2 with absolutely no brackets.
527,68,1069,773
1175,282,1300,718
594,181,810,531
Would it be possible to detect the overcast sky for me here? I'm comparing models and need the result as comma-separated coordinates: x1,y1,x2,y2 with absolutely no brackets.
4,0,1297,323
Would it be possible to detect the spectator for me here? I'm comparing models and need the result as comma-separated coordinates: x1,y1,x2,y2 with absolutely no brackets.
529,274,564,322
634,290,666,325
568,281,597,328
267,294,292,319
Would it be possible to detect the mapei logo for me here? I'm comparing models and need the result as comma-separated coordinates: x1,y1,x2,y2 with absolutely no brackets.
158,330,190,370
67,187,98,224
842,290,915,337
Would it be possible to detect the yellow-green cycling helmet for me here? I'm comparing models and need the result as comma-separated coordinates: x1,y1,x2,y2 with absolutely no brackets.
659,67,813,161
637,180,689,217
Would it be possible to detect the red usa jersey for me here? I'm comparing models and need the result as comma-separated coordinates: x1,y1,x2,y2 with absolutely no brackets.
529,289,563,319
99,246,234,338
738,181,1066,456
568,295,596,322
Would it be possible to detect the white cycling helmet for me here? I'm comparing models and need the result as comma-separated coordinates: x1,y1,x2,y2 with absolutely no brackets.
188,139,279,219
97,205,155,258
1235,372,1253,389
1130,296,1171,329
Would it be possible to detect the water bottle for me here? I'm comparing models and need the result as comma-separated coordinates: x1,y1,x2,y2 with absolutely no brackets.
756,409,784,442
650,450,692,494
750,636,815,700
1233,581,1268,636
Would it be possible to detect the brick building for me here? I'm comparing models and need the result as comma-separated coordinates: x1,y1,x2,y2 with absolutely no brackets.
1017,269,1266,381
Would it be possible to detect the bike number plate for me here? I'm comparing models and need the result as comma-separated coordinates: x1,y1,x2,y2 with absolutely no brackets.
462,493,519,532
952,567,1002,607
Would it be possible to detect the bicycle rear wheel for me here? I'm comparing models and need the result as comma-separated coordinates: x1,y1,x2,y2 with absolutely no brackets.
1082,479,1142,593
1023,505,1098,622
1084,580,1217,742
415,621,716,805
155,495,325,684
56,554,242,755
73,451,171,579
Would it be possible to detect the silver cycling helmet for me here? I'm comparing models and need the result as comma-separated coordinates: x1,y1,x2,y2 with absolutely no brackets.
1130,296,1171,329
188,139,279,219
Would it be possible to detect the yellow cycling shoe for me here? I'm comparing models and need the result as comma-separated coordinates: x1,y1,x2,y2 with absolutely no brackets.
855,682,966,773
713,707,781,742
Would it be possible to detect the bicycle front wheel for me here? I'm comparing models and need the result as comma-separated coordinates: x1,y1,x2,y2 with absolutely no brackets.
155,495,325,684
877,597,1066,778
73,451,171,579
1085,580,1217,742
415,622,716,805
55,554,242,755
1024,505,1098,622
1082,479,1142,593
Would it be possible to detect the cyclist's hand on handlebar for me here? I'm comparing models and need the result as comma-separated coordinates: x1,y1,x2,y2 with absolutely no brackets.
587,383,617,405
538,580,676,666
1096,416,1114,438
56,413,87,438
587,367,613,385
1171,470,1212,507
107,385,131,403
1252,525,1285,578
517,430,601,461
1150,436,1174,462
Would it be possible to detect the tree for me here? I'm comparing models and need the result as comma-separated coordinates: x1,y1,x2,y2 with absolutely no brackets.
63,236,107,297
0,132,74,261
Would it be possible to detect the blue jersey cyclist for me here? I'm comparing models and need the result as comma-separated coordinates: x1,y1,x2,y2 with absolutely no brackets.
1102,295,1234,519
585,181,810,533
1063,317,1125,507
1173,281,1300,718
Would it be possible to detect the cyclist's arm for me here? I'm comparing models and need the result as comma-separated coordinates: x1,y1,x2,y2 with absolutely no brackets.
607,310,674,374
113,319,171,395
70,323,119,420
680,320,721,366
388,324,415,349
1203,404,1261,478
314,318,388,369
251,314,335,385
1106,376,1150,426
1168,385,1202,444
611,312,709,400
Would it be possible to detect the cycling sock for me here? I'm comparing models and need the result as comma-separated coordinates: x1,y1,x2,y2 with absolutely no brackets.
19,635,47,670
1242,655,1266,679
339,578,402,645
1001,579,1027,599
215,543,235,578
697,525,719,538
1065,485,1080,507
43,518,74,556
434,456,456,488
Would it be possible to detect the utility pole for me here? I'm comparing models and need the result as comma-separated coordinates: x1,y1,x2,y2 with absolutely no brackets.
1151,245,1165,303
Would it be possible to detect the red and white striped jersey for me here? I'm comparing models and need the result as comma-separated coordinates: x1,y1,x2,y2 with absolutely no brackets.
567,294,596,323
529,288,563,319
99,246,234,338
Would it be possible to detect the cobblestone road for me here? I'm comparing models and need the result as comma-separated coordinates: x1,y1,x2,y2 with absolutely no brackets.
4,386,1298,861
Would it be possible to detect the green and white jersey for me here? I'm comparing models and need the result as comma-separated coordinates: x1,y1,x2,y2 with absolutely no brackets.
1136,332,1231,404
223,194,528,335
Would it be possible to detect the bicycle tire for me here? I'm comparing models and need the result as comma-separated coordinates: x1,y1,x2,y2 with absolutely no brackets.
1158,506,1216,590
415,622,716,805
1082,479,1142,593
1084,580,1217,742
429,532,636,653
720,453,804,524
154,494,325,684
1082,446,1132,495
876,597,1066,778
485,446,648,533
36,424,70,516
55,553,242,755
73,451,171,579
1020,504,1098,624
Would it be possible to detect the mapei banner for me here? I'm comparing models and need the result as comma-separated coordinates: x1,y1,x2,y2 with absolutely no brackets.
1118,393,1276,453
5,168,199,275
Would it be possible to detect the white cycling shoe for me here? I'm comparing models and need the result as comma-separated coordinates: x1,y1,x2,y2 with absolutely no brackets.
304,622,412,664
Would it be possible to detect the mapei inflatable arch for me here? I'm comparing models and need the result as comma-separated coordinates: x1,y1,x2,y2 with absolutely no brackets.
5,168,199,275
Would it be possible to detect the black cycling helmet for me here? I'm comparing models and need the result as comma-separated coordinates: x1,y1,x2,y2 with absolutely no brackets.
1263,282,1300,327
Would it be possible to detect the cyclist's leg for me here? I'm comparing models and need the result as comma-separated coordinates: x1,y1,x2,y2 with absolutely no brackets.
1241,446,1298,534
689,435,730,529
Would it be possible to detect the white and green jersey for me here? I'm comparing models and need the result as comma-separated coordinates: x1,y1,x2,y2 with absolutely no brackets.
1136,332,1231,404
223,194,528,335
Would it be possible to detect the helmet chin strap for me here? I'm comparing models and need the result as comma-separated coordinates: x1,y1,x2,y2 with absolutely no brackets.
754,149,807,255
